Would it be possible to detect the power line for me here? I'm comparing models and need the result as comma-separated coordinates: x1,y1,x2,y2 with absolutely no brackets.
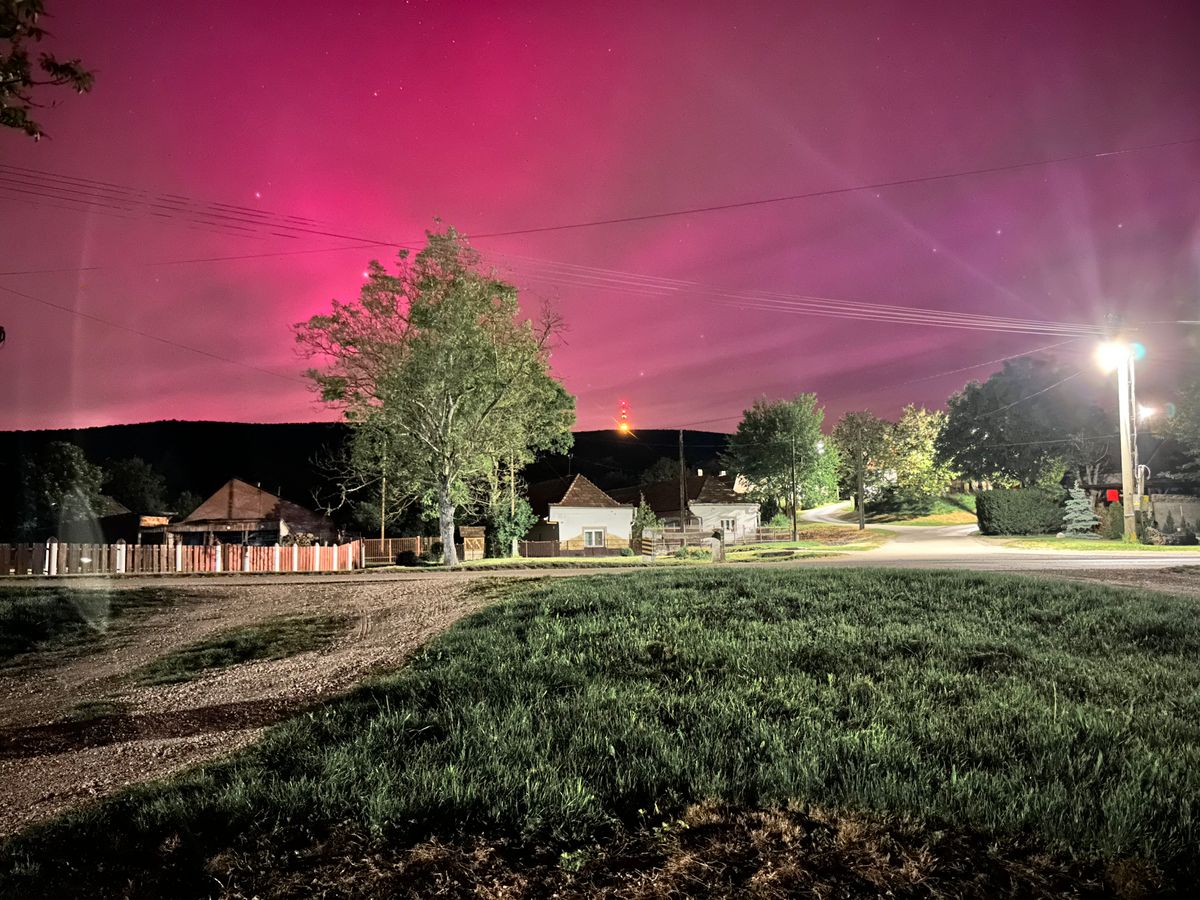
467,136,1200,238
0,284,306,384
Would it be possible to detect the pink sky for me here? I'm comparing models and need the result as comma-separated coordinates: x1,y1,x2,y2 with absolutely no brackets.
2,0,1198,432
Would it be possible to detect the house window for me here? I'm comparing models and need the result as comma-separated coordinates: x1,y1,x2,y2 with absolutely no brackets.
583,528,606,548
720,518,737,533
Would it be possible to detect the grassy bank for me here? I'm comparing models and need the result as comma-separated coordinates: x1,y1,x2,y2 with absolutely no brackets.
844,493,977,526
0,585,178,663
2,569,1198,896
1003,535,1200,552
132,615,347,685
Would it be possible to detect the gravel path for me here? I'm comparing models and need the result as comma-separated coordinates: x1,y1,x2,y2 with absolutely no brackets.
0,575,499,837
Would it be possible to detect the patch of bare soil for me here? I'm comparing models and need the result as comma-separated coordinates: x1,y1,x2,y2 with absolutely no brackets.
1053,565,1200,598
0,575,492,836
207,803,1154,900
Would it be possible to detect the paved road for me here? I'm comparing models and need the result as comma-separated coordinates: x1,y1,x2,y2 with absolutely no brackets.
800,501,1200,571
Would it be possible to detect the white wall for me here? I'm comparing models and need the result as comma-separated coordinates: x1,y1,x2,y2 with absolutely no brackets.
550,505,634,547
690,502,760,539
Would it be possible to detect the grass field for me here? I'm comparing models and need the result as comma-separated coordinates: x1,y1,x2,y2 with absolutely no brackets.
1003,535,1200,552
725,528,889,562
2,569,1197,896
132,615,347,685
844,493,978,526
0,585,178,663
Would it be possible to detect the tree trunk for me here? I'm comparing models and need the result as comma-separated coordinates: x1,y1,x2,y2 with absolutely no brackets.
438,481,458,567
856,456,866,531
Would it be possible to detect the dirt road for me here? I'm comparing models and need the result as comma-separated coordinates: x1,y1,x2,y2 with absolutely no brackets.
0,574,500,836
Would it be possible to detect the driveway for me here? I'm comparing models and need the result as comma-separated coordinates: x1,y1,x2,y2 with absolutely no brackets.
800,502,1200,572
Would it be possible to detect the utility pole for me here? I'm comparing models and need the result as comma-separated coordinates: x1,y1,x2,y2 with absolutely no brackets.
1115,351,1138,542
379,474,386,543
789,432,798,541
857,449,866,531
678,428,687,530
510,452,518,557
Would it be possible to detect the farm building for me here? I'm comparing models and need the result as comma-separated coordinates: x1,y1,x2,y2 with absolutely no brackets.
159,478,336,545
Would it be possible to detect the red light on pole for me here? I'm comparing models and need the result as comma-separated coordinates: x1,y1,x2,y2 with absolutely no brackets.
1105,488,1120,503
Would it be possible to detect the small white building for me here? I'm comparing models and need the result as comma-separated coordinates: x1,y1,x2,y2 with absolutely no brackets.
689,473,760,539
526,475,634,549
611,471,760,539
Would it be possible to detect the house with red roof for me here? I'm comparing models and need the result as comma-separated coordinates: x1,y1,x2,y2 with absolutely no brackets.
526,474,634,550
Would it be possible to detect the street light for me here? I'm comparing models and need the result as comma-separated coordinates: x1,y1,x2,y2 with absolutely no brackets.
1096,339,1138,542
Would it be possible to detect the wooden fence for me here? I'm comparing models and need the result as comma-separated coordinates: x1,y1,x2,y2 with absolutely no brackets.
362,537,428,566
516,540,628,558
0,540,364,577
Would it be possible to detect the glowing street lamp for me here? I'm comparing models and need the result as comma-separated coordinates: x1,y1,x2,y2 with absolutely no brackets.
1096,339,1139,542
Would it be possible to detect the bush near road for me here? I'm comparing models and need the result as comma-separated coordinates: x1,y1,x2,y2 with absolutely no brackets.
2,569,1197,897
976,488,1065,535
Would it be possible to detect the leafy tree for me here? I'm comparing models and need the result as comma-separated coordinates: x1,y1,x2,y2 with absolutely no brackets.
488,495,536,557
630,496,662,548
296,228,575,566
13,441,105,538
799,437,840,507
171,490,204,520
639,456,685,485
103,457,168,512
937,357,1112,489
722,394,827,539
1170,369,1200,466
832,411,890,530
2,1,92,139
886,405,955,499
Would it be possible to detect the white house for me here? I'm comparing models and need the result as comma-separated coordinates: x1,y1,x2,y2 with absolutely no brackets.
689,472,760,539
611,471,760,539
526,475,634,549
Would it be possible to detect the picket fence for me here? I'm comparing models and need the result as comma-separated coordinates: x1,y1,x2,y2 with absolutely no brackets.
0,540,364,577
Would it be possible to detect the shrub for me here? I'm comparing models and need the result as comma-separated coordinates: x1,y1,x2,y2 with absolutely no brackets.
619,548,636,557
1061,487,1099,537
975,488,1065,535
1162,511,1177,534
1099,504,1124,541
672,546,712,560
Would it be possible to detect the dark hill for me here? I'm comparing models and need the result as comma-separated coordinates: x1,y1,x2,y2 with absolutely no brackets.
0,422,731,507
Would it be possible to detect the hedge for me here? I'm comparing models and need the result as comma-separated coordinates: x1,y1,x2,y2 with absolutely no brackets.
975,488,1066,535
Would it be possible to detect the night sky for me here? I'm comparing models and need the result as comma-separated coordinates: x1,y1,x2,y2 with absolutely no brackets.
2,0,1198,432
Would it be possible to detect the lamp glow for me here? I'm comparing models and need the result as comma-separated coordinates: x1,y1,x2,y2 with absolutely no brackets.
1095,341,1131,372
1137,404,1157,420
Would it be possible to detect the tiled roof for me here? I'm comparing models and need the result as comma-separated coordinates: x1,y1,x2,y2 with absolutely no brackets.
610,473,750,516
527,474,627,518
180,478,324,526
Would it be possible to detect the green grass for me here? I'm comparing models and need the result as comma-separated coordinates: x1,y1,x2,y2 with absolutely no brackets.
0,586,178,663
2,568,1198,895
1002,535,1200,552
845,493,978,526
131,616,347,685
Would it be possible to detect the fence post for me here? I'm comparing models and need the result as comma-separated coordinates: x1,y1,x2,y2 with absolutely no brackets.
215,542,222,573
175,542,182,572
273,543,280,572
242,544,251,572
358,540,364,569
292,542,298,572
46,538,58,576
115,539,127,575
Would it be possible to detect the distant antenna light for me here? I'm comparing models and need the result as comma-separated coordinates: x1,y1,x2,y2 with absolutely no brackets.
616,399,632,434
